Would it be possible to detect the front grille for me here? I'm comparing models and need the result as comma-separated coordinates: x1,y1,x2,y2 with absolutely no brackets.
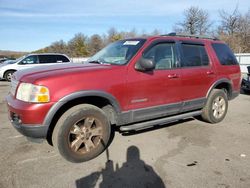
10,79,19,96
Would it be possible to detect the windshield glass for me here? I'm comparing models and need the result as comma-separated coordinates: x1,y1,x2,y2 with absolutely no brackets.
87,39,146,65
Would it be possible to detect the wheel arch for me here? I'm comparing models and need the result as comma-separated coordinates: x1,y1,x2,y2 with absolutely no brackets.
44,90,121,145
4,69,17,77
206,79,233,100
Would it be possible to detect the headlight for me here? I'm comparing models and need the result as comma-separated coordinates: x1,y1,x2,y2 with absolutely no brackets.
16,83,50,103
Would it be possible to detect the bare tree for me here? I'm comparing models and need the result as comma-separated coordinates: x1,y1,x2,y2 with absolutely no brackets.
238,10,250,52
107,28,123,43
219,6,241,35
175,6,211,35
120,28,138,39
217,7,250,53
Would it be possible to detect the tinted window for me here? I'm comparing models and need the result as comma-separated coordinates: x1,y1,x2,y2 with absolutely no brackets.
212,43,238,65
19,55,38,65
56,55,70,63
39,55,56,64
143,43,176,70
181,44,209,67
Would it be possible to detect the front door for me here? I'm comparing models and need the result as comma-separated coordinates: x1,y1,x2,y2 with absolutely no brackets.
126,41,182,122
17,55,40,70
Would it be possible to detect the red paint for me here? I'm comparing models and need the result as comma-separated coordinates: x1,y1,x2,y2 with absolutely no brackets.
6,36,241,126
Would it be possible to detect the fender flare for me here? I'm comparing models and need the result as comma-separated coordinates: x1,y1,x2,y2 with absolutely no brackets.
206,78,233,98
43,90,121,126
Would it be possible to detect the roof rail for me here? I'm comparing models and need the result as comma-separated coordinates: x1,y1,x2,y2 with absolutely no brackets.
162,32,219,40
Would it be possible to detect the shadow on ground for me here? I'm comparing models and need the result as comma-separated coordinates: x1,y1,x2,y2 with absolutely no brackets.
75,146,166,188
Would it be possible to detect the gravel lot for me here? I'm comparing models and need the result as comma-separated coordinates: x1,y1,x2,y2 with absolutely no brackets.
0,80,250,188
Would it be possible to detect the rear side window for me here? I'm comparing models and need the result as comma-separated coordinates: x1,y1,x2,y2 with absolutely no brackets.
181,44,209,67
212,43,238,65
39,55,56,64
56,55,70,63
39,55,70,63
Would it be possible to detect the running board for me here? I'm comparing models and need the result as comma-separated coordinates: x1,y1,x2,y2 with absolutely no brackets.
119,110,202,132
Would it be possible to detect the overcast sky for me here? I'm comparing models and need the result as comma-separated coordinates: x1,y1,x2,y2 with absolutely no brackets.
0,0,249,51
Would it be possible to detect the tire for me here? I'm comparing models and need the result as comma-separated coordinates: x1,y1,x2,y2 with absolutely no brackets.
201,89,228,124
4,70,15,82
52,104,111,163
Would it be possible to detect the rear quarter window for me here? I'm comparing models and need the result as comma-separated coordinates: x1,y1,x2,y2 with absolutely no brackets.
56,55,70,63
212,43,238,65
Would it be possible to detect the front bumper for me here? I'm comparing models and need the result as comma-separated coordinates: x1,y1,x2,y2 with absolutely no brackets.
11,120,49,138
0,69,4,79
6,94,54,138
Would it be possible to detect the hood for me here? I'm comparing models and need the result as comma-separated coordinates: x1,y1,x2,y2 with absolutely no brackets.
0,63,11,68
13,63,114,83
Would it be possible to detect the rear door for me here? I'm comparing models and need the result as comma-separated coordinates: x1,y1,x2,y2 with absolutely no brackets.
178,41,216,111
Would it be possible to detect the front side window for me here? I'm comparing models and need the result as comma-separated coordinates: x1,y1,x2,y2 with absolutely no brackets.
212,43,238,65
87,39,146,65
19,55,38,65
181,44,209,67
143,43,176,70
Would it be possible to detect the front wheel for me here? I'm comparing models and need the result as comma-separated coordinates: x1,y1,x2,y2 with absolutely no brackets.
201,89,228,124
52,104,111,163
4,70,15,82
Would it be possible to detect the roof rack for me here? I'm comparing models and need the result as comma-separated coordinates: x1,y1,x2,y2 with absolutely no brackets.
162,32,219,40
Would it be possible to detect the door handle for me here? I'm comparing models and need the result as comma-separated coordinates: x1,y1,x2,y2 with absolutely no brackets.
206,70,215,75
168,74,179,79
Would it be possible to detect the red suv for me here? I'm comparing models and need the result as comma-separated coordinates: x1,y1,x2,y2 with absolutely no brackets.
6,33,241,162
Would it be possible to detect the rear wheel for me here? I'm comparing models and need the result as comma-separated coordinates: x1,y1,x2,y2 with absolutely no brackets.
4,70,15,82
52,104,111,163
201,89,228,124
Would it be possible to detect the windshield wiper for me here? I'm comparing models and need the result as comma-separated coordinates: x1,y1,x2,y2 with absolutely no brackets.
88,60,102,64
87,60,110,65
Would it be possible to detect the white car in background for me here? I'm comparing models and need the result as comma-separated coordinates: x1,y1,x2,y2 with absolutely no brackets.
0,53,71,81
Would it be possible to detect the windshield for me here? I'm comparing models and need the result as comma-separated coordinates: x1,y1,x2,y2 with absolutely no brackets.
16,55,26,62
87,39,146,65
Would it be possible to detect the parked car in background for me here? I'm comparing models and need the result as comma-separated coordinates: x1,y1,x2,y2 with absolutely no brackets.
0,57,16,64
0,53,71,81
241,66,250,93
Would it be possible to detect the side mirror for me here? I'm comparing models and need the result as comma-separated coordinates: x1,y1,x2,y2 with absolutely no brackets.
135,58,155,71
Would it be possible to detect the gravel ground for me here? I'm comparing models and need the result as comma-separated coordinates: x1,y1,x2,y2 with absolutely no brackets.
0,80,250,188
